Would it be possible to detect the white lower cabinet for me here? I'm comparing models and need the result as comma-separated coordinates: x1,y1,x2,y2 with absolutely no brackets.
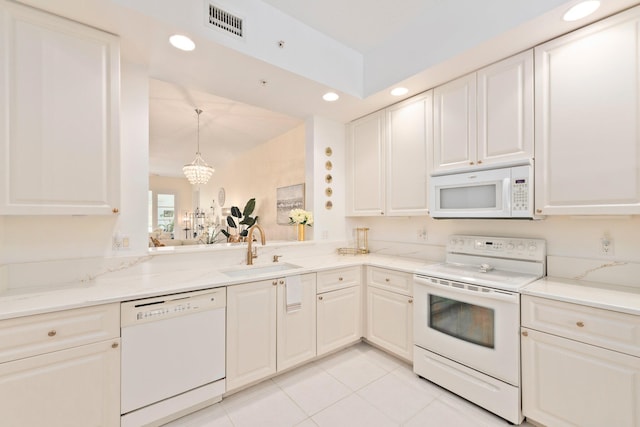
365,267,413,361
366,286,413,361
226,274,316,391
316,267,362,356
0,304,121,426
521,295,640,426
521,328,640,427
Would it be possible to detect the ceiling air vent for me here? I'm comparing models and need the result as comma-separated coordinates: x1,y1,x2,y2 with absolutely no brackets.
208,4,243,38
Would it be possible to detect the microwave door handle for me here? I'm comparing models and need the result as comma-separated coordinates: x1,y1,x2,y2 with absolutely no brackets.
503,177,511,214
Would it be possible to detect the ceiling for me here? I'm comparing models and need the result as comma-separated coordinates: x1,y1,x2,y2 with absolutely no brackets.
15,0,640,177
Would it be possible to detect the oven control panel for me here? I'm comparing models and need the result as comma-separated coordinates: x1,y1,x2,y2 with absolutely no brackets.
447,235,546,261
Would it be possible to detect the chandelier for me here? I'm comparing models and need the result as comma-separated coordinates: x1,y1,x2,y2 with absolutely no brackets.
183,108,214,185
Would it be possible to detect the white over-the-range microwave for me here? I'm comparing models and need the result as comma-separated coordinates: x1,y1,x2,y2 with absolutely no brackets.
429,162,538,219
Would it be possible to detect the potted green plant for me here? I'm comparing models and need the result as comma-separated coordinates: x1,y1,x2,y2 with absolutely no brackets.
221,198,258,242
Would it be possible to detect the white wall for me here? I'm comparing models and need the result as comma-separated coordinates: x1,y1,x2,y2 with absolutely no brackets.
0,61,150,264
201,124,306,241
305,116,347,242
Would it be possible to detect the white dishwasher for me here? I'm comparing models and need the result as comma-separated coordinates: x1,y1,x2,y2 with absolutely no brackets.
120,288,226,427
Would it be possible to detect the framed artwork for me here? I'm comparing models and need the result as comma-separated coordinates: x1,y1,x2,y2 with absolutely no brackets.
276,183,304,224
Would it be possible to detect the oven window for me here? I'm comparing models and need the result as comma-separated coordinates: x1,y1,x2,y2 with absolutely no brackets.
439,184,497,209
429,295,495,348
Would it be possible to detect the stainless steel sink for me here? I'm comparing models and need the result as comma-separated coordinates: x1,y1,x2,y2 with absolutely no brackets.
221,263,302,278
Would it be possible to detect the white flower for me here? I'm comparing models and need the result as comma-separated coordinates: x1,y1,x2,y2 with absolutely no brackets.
289,209,313,225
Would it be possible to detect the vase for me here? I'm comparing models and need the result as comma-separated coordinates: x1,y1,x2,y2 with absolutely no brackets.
297,224,305,241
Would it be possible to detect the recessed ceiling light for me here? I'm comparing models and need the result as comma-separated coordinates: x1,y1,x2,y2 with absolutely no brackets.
323,92,339,102
391,87,409,96
169,34,196,51
563,1,600,21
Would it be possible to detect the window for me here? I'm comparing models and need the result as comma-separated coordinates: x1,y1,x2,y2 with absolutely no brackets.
148,191,176,234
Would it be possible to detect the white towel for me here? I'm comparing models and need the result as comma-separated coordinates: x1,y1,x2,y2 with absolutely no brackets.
286,275,302,313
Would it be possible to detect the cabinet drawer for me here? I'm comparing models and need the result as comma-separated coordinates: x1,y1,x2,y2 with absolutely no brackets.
367,266,412,295
522,295,640,357
0,303,120,363
316,266,361,293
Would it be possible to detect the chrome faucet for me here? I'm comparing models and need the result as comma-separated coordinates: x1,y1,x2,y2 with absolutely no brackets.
246,224,266,265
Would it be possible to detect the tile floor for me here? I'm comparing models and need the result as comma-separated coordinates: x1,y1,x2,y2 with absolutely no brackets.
166,342,535,427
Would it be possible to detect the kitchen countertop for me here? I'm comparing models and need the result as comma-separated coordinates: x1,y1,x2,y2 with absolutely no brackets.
523,276,640,316
0,253,435,321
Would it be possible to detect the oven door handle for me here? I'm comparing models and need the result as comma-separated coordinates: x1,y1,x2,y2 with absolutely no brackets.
414,276,519,304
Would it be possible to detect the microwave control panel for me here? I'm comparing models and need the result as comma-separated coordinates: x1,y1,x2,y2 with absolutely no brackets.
512,178,529,212
510,165,534,217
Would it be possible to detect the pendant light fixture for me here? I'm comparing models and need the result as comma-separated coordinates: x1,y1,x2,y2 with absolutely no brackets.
183,108,214,185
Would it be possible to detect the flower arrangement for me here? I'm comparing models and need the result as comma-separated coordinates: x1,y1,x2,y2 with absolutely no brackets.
289,208,313,226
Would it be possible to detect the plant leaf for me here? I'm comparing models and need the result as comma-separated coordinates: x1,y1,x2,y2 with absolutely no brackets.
239,216,255,226
242,198,256,218
239,229,248,237
226,216,237,228
221,230,230,238
231,206,241,218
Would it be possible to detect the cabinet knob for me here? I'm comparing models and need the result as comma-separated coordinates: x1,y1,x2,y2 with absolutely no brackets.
318,296,323,300
338,277,343,281
477,160,483,164
385,278,390,282
112,342,119,349
272,280,278,286
408,299,413,304
576,321,585,327
112,208,119,214
279,280,285,285
522,330,528,337
47,330,57,337
469,161,475,165
536,209,543,214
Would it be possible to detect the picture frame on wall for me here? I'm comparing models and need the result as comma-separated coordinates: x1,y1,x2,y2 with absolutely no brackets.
276,183,304,224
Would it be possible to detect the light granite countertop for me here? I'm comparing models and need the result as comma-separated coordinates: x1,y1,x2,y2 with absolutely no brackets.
523,276,640,316
0,253,436,321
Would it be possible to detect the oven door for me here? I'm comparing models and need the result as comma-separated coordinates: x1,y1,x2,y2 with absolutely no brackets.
413,274,520,385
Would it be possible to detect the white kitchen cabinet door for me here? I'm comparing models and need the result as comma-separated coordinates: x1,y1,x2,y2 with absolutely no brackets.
433,73,477,173
477,50,533,166
522,328,640,427
0,339,120,427
535,6,640,215
0,1,120,215
346,111,385,216
385,92,432,216
317,286,362,356
277,274,317,372
226,279,277,391
366,286,413,361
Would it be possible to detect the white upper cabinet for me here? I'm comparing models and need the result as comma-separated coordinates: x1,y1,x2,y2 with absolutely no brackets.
477,50,534,166
535,6,640,215
346,93,431,216
346,111,385,216
433,73,477,173
385,93,431,216
433,50,533,174
0,1,120,215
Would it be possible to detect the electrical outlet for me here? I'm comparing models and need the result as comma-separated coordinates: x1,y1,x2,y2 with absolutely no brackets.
600,237,614,256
